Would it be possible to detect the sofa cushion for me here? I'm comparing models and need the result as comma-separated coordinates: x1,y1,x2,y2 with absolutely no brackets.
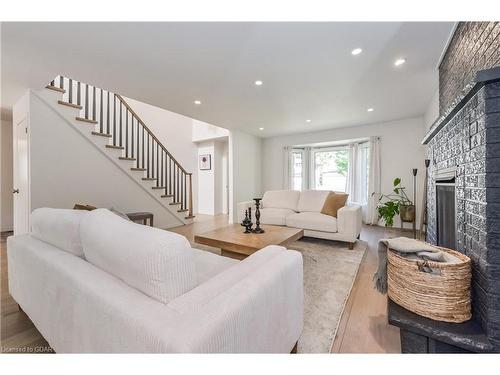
297,190,331,212
262,190,300,211
31,208,87,257
286,212,338,233
321,192,349,218
259,208,296,226
80,208,197,304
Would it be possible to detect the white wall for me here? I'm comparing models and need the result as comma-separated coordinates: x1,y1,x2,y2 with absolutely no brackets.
192,120,229,142
197,141,215,215
229,130,263,223
124,96,199,214
1,116,14,232
196,139,228,215
262,117,426,228
424,90,439,132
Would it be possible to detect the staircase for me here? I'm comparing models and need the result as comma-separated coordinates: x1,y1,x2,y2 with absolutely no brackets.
45,76,194,224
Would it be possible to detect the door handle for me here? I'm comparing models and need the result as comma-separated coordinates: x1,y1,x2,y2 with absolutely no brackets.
13,189,19,194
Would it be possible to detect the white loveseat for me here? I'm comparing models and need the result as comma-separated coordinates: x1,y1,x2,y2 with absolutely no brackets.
238,190,362,248
7,208,303,353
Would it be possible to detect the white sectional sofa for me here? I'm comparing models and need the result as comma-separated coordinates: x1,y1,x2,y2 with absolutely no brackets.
7,208,303,353
238,190,362,248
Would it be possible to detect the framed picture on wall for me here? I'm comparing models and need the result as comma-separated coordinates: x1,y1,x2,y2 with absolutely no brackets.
199,154,212,170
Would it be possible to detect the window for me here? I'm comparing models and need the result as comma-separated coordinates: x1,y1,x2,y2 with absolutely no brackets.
291,150,304,190
312,147,349,192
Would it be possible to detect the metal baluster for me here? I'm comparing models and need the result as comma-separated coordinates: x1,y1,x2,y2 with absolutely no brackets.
106,92,110,134
184,173,187,210
177,166,180,204
125,110,129,158
119,101,123,147
156,144,159,186
142,128,145,169
85,84,89,119
113,95,116,144
68,79,73,103
131,117,135,159
99,89,103,133
137,119,140,168
92,86,96,121
77,82,81,106
168,156,172,195
147,133,150,177
161,149,164,191
151,138,155,180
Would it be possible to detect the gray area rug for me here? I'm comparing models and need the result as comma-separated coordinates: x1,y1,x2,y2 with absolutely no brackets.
191,237,367,353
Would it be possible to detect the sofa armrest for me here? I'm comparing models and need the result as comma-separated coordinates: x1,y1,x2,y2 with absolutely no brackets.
237,200,255,223
337,205,362,241
167,245,304,353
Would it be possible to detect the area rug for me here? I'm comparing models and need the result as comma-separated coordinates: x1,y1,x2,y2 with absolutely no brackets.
191,237,367,353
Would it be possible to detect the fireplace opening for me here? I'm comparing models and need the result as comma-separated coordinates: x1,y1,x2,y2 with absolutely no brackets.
436,179,456,250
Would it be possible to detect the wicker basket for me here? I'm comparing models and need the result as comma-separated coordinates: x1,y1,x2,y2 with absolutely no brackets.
387,246,472,323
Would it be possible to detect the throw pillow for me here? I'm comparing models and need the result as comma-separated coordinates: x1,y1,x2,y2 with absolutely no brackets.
321,192,349,218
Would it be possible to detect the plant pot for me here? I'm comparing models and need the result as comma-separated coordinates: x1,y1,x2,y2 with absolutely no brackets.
400,204,415,223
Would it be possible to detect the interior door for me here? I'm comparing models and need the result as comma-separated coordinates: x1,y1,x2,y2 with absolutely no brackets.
13,118,29,234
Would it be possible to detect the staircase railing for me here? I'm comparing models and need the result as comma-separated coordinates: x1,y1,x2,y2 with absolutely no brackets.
48,76,193,218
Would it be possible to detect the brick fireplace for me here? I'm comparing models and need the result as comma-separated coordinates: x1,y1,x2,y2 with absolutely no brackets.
423,68,500,351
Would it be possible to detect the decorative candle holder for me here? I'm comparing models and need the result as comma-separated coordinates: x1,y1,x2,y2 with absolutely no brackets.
240,207,253,233
252,198,265,234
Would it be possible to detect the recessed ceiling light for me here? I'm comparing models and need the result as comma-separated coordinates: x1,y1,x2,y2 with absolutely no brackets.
367,108,374,112
255,80,263,86
306,119,312,123
394,58,406,66
194,100,201,105
259,127,264,131
351,48,363,55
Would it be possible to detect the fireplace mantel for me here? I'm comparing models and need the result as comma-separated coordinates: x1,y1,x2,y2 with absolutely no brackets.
422,66,500,145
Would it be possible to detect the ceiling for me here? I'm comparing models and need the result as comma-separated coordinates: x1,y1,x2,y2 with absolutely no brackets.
1,22,454,137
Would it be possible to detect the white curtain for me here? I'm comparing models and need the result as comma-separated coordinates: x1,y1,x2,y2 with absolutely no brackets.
283,146,292,189
364,136,381,225
346,143,360,201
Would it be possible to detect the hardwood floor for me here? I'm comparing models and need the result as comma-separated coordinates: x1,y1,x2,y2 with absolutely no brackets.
1,214,408,353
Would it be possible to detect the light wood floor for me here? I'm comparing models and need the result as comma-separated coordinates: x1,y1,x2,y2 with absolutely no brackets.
1,214,408,353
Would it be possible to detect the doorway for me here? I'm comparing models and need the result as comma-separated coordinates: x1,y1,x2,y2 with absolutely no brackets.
13,117,30,234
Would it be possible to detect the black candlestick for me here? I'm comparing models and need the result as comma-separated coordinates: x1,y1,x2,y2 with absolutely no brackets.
252,198,265,234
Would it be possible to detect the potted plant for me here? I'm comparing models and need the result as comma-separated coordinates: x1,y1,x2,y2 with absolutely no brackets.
375,178,415,227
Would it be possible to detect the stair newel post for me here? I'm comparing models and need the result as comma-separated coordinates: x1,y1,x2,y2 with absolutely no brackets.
188,173,193,218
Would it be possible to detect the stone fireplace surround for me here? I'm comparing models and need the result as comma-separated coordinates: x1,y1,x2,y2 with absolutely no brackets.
423,67,500,352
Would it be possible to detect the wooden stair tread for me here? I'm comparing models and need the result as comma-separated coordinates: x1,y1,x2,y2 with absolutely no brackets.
161,194,174,198
46,85,65,93
152,186,165,190
58,100,82,109
106,145,124,150
118,156,136,161
91,131,112,137
185,215,196,219
131,167,146,171
141,177,156,181
169,202,181,205
177,209,188,213
76,117,98,124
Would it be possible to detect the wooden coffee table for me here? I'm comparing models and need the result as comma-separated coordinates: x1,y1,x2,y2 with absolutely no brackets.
194,224,304,259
